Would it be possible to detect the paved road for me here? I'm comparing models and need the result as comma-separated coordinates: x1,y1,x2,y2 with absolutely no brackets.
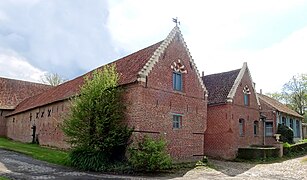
0,149,152,180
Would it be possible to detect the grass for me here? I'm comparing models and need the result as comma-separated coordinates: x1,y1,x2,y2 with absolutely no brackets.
0,137,69,166
0,176,10,180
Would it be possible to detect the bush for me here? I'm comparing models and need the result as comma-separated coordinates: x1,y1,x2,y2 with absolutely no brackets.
62,65,133,171
69,148,108,171
129,136,172,171
277,124,294,144
283,141,307,156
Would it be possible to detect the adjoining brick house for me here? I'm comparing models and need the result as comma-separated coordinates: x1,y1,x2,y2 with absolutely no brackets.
258,93,303,143
4,26,207,161
303,123,307,139
202,63,263,159
0,77,51,136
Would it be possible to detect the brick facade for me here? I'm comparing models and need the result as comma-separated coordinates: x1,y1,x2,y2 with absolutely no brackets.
0,110,11,136
204,66,262,159
5,29,207,161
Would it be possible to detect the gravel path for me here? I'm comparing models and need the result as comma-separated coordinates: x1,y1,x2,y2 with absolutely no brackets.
172,155,307,180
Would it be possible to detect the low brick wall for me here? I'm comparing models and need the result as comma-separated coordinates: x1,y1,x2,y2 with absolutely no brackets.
237,146,279,159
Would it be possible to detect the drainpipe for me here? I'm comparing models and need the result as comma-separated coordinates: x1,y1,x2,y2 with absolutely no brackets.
263,119,266,145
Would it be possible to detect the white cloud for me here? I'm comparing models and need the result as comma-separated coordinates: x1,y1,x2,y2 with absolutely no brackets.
107,0,307,93
248,26,307,93
0,49,46,82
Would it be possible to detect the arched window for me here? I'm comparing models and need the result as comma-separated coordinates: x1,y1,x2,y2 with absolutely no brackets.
243,85,251,106
171,59,187,92
239,119,245,136
173,72,182,91
254,121,259,136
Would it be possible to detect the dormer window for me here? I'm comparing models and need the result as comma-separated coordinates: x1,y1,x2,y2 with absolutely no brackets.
171,59,187,92
243,85,251,106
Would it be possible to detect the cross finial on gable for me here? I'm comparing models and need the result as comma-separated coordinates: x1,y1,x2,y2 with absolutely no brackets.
172,17,180,26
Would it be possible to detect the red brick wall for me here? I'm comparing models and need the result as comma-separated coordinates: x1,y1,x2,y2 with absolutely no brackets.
205,69,262,159
259,98,279,145
0,110,12,136
6,101,69,149
5,34,207,161
205,104,236,159
125,35,207,161
232,70,262,148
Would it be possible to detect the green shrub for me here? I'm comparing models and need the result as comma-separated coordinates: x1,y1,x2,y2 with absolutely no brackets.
62,65,133,171
129,136,172,171
69,148,108,171
277,124,294,144
283,142,291,148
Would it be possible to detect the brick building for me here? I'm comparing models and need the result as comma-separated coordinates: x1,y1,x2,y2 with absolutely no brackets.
258,93,303,144
0,77,51,136
202,63,263,159
3,26,207,161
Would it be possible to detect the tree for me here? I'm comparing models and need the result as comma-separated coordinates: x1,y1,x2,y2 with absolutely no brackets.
41,73,66,86
282,74,307,116
62,65,133,170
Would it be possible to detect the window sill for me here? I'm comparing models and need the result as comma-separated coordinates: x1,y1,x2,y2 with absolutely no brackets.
173,90,186,95
172,128,182,130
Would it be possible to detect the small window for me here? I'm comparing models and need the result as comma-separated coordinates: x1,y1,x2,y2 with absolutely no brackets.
173,72,182,91
244,94,249,106
296,120,300,137
254,121,259,136
173,115,182,129
290,119,293,129
265,122,273,136
239,119,245,136
282,117,286,126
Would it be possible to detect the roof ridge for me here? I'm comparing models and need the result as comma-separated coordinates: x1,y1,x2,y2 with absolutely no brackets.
203,68,241,78
0,76,51,87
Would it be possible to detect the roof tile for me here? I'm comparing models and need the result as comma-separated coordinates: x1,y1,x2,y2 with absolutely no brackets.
258,93,303,118
10,41,163,115
0,77,51,109
202,69,240,105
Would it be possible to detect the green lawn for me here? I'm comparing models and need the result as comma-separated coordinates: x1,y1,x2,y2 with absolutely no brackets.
0,137,69,166
0,177,9,180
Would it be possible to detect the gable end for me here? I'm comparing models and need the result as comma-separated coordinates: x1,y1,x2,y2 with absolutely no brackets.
137,26,206,92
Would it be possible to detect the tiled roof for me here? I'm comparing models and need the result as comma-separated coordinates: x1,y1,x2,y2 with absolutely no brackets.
202,69,241,105
258,93,303,119
0,77,51,110
10,41,163,115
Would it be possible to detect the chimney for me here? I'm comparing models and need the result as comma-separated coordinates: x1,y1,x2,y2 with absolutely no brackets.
260,89,263,95
202,71,204,77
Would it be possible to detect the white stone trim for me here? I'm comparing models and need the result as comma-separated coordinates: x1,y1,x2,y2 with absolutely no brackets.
226,62,260,106
137,26,207,93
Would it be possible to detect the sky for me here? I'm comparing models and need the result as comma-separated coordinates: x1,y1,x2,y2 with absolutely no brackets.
0,0,306,94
